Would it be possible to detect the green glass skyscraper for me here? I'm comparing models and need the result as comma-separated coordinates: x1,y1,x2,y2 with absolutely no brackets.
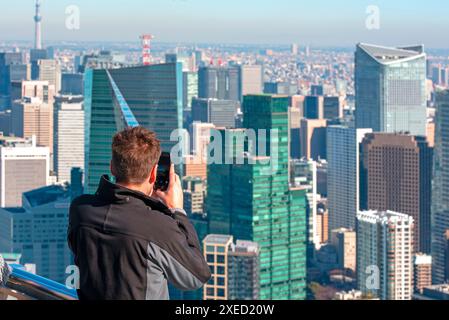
84,63,183,194
207,95,307,300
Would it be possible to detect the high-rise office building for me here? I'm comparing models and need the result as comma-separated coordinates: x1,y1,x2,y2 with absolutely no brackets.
355,43,427,136
239,65,263,101
331,228,357,273
299,118,327,161
0,135,49,207
357,210,414,300
414,254,432,294
190,122,215,161
0,110,11,135
432,90,449,284
183,177,206,216
290,159,320,249
54,95,84,183
192,98,238,128
0,184,72,283
84,63,183,194
203,235,260,301
61,73,84,95
291,44,299,56
264,82,297,96
198,66,240,102
311,85,324,96
323,96,344,120
327,126,372,232
11,97,53,155
0,52,28,106
15,80,55,105
183,71,198,111
360,133,433,254
30,49,48,80
207,95,307,300
183,155,207,180
303,96,324,119
37,59,61,93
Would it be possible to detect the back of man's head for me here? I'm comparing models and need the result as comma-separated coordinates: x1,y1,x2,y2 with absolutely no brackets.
111,126,161,184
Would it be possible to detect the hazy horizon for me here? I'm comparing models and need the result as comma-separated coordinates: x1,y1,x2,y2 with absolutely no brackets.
1,0,448,48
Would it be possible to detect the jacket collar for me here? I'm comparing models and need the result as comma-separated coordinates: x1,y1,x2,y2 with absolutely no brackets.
96,175,170,214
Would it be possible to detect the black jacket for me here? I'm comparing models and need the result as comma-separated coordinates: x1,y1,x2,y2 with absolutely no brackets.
68,175,211,300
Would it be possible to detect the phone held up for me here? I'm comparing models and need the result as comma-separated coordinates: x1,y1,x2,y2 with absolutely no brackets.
155,152,171,192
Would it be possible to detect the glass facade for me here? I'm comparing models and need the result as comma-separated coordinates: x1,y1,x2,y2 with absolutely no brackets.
355,44,427,136
84,63,183,194
207,95,307,300
432,90,449,284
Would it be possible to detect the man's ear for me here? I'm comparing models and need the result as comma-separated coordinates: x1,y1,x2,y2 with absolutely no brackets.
149,164,158,185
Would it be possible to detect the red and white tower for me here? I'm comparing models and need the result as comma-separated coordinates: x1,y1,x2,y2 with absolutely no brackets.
140,34,154,66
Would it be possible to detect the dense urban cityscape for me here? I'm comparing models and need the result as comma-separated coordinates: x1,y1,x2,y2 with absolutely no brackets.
1,0,449,303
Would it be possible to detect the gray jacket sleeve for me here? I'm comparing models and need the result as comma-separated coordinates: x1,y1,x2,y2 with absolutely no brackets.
147,212,211,291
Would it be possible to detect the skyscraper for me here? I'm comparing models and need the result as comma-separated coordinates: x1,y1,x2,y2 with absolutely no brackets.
331,228,357,273
16,80,56,105
198,66,240,102
432,90,449,284
37,60,61,93
0,52,28,106
191,98,238,128
357,210,414,300
299,118,327,161
203,235,260,300
327,126,372,232
414,254,432,294
355,43,427,136
183,71,198,111
54,95,84,183
360,133,433,254
61,73,84,96
84,63,183,194
304,96,324,119
323,96,344,120
0,135,49,207
207,95,307,300
239,65,263,101
11,97,54,156
190,121,215,161
0,184,72,284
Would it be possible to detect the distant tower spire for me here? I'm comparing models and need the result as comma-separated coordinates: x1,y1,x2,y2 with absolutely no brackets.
34,0,42,49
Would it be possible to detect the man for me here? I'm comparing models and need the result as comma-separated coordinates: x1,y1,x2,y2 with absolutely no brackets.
68,127,211,300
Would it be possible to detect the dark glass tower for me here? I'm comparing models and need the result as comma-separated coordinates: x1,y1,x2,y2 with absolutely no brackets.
207,95,307,300
84,63,183,194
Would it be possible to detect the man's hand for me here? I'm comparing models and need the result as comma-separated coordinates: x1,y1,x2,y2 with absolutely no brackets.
153,164,184,210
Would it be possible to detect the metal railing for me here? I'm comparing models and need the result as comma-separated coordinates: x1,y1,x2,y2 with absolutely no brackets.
0,263,78,301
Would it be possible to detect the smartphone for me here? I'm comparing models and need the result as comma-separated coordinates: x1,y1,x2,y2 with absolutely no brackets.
155,152,171,191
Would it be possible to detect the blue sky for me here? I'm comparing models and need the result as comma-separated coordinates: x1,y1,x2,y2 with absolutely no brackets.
1,0,448,47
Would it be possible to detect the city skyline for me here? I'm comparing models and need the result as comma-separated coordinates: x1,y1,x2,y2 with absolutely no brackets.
0,0,449,48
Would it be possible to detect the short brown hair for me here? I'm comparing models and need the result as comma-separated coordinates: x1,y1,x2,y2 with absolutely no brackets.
111,126,161,184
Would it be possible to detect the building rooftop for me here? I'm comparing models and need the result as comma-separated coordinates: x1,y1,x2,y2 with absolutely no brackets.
358,43,425,65
204,234,233,245
358,210,414,224
23,184,70,208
